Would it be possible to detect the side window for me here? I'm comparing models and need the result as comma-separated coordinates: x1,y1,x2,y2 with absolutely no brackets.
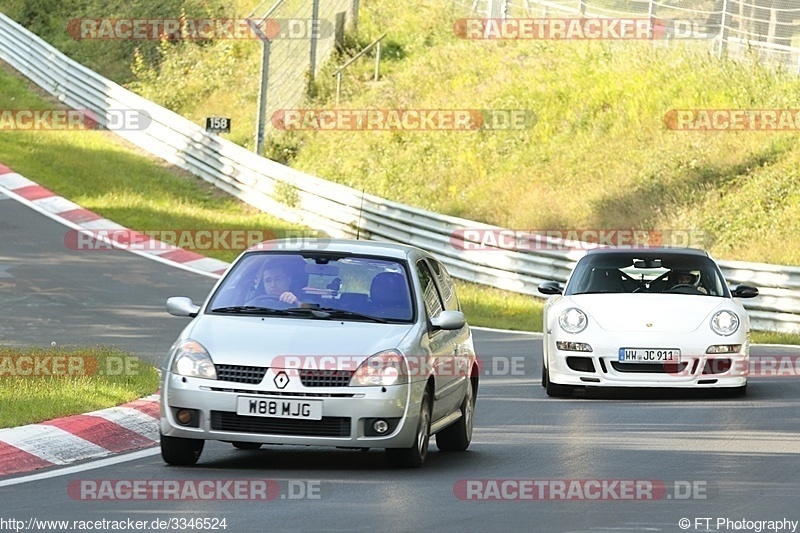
416,260,444,319
428,259,460,312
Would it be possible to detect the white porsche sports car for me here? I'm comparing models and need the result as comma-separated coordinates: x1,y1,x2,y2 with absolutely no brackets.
538,248,758,397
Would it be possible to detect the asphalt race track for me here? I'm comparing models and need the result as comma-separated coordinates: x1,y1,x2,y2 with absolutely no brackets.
0,191,212,361
2,192,800,532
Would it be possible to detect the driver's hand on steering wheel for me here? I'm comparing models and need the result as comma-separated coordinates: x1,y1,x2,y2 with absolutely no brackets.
279,291,299,304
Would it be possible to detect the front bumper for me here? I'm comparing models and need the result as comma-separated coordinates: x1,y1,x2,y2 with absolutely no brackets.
160,371,426,448
546,338,749,389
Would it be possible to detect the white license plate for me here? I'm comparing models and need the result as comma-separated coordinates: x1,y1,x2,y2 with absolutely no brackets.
618,348,681,362
236,397,323,420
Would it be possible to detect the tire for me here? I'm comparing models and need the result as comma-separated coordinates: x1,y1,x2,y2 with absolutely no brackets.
545,367,575,398
232,442,262,450
160,433,204,466
386,387,432,468
541,360,547,388
436,377,475,452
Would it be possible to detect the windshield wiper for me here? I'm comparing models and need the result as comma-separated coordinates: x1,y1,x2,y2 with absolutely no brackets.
210,306,294,315
314,307,388,323
211,306,389,322
212,306,334,318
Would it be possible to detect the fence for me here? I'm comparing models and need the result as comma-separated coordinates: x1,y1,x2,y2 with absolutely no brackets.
455,0,800,71
248,0,355,154
1,10,800,333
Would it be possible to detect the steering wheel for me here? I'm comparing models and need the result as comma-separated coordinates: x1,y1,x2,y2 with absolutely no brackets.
245,294,291,308
667,284,701,293
620,271,649,293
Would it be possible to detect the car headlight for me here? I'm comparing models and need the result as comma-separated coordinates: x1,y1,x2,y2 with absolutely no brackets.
170,340,217,379
349,350,408,387
556,341,593,352
559,308,588,334
710,311,739,336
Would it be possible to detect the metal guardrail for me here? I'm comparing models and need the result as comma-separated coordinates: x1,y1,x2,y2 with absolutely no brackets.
1,12,799,333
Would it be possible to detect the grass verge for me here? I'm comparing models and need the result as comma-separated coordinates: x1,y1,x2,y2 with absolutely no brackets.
457,281,544,333
0,345,159,428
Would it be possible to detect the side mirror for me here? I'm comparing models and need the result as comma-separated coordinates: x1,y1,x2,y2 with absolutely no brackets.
731,284,758,299
538,281,563,295
430,310,466,331
167,297,200,317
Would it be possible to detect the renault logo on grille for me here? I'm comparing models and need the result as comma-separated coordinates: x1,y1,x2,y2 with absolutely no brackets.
274,371,290,389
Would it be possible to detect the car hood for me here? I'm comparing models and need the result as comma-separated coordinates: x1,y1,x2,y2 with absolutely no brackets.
184,315,415,367
567,294,728,332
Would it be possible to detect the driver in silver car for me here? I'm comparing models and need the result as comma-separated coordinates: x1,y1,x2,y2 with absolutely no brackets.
261,263,300,304
245,257,307,306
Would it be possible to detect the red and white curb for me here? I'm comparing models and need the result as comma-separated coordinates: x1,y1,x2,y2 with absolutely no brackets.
0,395,159,477
0,161,232,477
0,163,229,279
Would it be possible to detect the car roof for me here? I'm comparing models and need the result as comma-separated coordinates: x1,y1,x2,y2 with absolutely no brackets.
584,247,709,257
244,238,427,260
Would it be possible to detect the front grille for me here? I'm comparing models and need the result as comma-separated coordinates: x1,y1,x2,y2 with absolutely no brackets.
610,361,689,374
210,411,351,437
216,365,268,384
300,369,354,387
209,387,357,398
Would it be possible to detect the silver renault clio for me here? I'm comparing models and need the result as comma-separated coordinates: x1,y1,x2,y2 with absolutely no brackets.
160,239,478,468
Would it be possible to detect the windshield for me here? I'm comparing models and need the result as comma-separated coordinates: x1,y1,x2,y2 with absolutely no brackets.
207,252,414,322
565,251,728,297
